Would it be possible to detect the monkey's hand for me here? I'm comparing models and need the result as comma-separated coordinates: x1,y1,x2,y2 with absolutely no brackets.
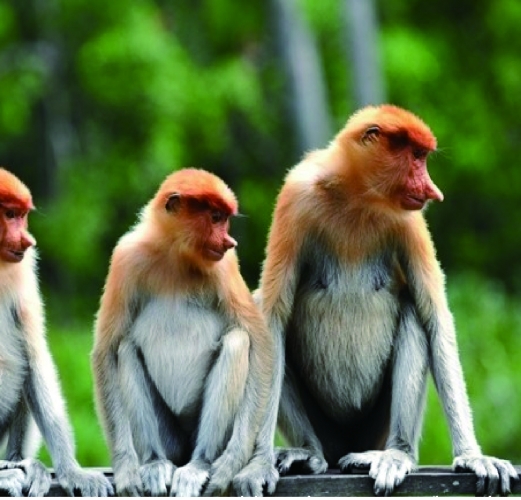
57,466,114,497
170,460,210,497
453,453,519,496
232,455,279,497
140,459,175,496
339,449,416,496
276,447,328,475
16,458,52,497
0,468,26,496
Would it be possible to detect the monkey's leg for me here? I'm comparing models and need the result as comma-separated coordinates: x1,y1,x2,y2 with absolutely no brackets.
276,364,328,475
5,399,51,497
171,329,250,497
117,339,177,496
227,326,284,497
339,302,428,496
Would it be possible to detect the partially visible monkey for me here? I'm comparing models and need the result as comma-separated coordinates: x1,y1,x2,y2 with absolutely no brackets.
92,168,277,496
0,167,113,497
254,105,518,496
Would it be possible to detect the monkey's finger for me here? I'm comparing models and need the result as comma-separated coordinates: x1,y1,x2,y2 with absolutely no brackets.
373,462,397,497
492,459,517,496
467,460,488,496
481,459,500,496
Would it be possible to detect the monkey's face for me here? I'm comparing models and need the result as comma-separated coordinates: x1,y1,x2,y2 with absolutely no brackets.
199,209,237,262
394,145,444,211
0,204,35,263
359,122,443,212
164,193,237,265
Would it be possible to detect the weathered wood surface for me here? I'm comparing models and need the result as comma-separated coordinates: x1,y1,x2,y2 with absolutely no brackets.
3,466,520,497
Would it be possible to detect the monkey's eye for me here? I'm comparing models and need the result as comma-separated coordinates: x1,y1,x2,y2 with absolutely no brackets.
211,211,225,224
412,147,428,160
4,209,16,219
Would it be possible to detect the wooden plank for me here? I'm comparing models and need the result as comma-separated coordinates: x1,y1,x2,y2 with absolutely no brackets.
2,466,520,496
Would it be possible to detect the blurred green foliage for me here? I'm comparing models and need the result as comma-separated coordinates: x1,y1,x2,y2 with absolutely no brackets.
1,0,520,467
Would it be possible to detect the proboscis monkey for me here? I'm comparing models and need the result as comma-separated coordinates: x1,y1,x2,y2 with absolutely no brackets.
0,167,113,497
254,105,518,496
92,168,277,497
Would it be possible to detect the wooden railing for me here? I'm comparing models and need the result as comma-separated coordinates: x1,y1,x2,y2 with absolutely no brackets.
36,466,521,496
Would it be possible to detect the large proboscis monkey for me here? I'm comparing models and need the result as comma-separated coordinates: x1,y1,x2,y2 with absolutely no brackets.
92,168,277,497
254,105,519,496
0,168,113,497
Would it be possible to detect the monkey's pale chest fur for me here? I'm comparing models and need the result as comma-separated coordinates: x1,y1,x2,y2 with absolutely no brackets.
287,239,400,423
130,294,226,419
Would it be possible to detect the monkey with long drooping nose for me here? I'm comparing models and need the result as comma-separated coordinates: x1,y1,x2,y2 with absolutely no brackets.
254,105,518,496
0,167,113,497
93,168,277,496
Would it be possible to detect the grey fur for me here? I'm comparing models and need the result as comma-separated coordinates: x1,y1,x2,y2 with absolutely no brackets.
93,291,264,496
259,227,518,495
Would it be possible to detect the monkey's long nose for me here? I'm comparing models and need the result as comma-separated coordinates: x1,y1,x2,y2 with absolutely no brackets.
21,231,36,250
424,173,444,202
224,235,237,251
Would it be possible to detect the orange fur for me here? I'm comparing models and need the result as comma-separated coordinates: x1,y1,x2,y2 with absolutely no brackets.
0,168,36,264
0,167,34,211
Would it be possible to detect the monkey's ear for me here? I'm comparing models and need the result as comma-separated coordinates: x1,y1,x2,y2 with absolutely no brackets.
361,125,381,144
165,193,181,213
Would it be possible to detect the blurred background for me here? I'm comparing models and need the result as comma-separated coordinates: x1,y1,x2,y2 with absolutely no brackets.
1,0,520,467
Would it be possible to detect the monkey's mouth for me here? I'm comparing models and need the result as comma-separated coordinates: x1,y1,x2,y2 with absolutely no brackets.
2,249,25,263
401,194,426,210
203,248,226,261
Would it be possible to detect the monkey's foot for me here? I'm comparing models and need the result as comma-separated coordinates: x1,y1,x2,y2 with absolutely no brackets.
114,464,143,496
202,451,241,496
17,458,52,497
171,460,209,497
0,468,26,496
453,453,519,496
57,466,114,497
140,459,175,496
339,449,416,496
232,455,279,497
276,447,328,475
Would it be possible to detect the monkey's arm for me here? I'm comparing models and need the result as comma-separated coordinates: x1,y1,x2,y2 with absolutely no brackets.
92,253,149,496
200,262,279,497
19,271,113,497
232,187,326,494
406,217,518,495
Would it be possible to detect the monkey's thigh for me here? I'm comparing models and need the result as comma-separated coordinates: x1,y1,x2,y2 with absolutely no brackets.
118,339,189,465
298,368,392,464
192,328,250,460
171,329,250,497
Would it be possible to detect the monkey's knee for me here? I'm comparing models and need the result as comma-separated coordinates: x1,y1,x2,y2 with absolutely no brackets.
221,329,250,361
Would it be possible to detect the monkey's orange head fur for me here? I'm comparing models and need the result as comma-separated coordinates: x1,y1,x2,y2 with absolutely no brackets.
0,168,34,210
335,105,442,211
146,168,239,266
341,105,437,152
152,168,238,217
